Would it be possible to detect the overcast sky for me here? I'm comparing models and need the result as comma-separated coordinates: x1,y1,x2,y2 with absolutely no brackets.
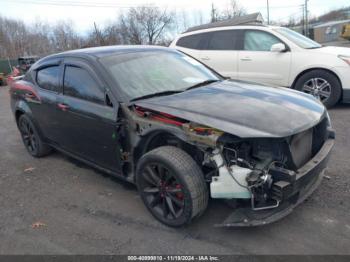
1,0,349,34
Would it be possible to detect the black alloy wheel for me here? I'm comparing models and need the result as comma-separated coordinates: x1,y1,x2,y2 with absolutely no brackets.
19,115,39,155
140,163,185,220
136,146,208,227
18,114,52,157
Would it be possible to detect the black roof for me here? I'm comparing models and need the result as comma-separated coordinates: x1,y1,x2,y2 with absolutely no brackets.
57,45,170,58
185,12,264,33
33,45,174,70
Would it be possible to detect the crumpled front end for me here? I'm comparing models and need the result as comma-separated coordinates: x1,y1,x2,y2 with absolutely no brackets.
210,116,335,227
126,104,334,227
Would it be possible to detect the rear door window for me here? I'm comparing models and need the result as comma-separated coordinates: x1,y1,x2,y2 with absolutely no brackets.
207,30,241,50
63,65,105,104
36,66,60,92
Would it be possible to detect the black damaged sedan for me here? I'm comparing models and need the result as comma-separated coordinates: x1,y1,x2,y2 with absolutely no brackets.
9,46,334,227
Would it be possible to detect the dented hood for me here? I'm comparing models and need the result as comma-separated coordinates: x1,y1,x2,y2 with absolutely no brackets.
134,80,326,138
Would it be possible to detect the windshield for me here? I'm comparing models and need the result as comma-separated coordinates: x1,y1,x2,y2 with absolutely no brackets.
100,50,220,100
274,27,322,49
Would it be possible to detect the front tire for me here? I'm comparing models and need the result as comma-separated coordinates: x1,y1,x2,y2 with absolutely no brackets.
294,70,341,108
18,114,52,157
136,146,208,227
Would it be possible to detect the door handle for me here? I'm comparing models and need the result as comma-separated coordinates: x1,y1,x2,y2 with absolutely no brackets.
57,103,69,111
24,93,35,99
201,57,210,61
241,57,252,61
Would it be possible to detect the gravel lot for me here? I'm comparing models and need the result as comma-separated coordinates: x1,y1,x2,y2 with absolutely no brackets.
0,85,349,255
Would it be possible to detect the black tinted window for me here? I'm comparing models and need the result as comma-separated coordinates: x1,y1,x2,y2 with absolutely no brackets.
63,66,104,104
207,30,239,50
37,66,60,92
176,33,206,49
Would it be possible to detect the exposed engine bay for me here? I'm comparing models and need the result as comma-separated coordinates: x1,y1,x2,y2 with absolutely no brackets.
119,104,333,218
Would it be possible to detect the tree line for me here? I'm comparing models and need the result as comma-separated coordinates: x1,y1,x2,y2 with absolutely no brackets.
1,1,349,59
0,5,177,59
0,1,247,59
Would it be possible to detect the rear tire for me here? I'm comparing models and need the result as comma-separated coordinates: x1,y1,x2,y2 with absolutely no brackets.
294,70,341,108
18,114,52,157
136,146,208,227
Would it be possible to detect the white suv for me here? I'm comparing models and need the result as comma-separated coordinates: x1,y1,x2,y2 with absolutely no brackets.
170,24,350,108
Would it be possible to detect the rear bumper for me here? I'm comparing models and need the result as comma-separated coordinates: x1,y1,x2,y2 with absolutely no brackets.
216,137,334,227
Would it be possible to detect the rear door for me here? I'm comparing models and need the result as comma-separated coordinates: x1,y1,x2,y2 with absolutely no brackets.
56,58,122,172
198,30,242,79
31,60,63,143
237,29,292,86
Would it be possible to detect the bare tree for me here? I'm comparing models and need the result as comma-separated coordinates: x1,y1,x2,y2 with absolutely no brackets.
103,24,123,45
51,20,81,52
0,17,29,58
119,6,174,45
221,0,246,19
210,0,246,23
119,12,144,44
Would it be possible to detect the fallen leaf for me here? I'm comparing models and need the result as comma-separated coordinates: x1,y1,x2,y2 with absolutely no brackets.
24,167,35,173
31,221,46,229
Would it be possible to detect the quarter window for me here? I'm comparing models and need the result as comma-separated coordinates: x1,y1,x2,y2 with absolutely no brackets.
63,66,104,104
176,33,206,50
36,66,60,92
244,30,281,51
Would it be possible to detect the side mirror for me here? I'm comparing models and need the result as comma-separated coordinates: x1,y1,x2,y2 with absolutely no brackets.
271,43,287,52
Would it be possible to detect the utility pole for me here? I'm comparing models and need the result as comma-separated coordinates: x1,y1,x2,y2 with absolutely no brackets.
301,4,305,35
94,22,104,46
266,0,270,25
305,0,309,37
211,3,218,23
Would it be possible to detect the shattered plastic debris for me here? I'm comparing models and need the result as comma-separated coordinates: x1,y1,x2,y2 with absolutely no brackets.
24,167,35,173
31,221,46,229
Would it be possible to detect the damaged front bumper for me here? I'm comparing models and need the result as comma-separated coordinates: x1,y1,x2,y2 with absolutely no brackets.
216,138,334,227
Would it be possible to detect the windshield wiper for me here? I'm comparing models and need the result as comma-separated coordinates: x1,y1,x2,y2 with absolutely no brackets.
185,79,220,91
130,90,184,102
130,79,220,102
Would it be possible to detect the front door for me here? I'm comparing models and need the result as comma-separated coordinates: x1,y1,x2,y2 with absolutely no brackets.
238,30,292,86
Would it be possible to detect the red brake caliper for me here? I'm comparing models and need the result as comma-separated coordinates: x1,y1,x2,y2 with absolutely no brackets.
175,184,184,200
